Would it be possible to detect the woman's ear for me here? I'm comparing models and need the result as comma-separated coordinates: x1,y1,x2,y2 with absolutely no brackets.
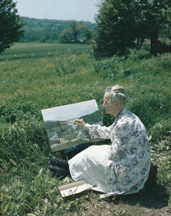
115,101,120,107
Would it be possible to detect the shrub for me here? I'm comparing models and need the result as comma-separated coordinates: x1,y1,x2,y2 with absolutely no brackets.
127,49,152,60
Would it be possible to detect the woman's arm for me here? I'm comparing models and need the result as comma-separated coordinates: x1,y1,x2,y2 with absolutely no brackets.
85,123,112,139
74,119,112,139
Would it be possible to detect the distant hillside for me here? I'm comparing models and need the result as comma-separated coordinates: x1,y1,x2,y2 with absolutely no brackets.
21,17,96,42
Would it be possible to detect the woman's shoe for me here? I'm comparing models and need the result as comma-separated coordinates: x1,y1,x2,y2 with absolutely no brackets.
49,154,69,170
49,164,69,177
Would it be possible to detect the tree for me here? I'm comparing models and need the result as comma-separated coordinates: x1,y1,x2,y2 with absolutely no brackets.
59,28,73,43
59,20,84,43
40,36,46,43
69,20,84,43
162,1,171,39
0,0,24,53
132,0,152,49
84,27,93,43
93,0,171,59
140,0,170,45
93,0,137,59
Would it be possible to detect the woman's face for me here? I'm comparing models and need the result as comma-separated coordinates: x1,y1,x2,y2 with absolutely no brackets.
102,92,114,115
102,92,118,116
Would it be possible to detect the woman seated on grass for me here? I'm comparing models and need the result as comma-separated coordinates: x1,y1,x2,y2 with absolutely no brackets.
48,84,151,198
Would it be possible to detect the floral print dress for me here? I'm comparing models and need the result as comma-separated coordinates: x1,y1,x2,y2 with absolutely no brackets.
68,108,151,199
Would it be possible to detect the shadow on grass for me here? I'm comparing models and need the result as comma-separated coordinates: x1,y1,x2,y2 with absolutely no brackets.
112,183,169,210
49,168,169,211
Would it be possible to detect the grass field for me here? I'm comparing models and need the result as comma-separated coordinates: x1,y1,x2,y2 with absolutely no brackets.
0,43,171,215
0,42,92,60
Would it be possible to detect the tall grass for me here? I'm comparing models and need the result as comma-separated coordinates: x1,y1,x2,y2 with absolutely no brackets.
0,47,171,215
93,50,171,139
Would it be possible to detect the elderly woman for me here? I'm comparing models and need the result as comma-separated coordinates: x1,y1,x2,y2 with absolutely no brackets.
49,85,151,198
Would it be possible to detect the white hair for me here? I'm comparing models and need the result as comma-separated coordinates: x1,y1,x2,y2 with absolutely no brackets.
105,84,128,108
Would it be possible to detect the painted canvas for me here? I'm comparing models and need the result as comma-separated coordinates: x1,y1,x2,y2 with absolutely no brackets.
41,99,106,152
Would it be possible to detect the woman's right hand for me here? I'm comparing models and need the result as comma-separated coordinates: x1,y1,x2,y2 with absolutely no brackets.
74,119,86,128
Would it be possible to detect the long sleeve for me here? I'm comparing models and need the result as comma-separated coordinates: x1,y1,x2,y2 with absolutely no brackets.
85,123,113,140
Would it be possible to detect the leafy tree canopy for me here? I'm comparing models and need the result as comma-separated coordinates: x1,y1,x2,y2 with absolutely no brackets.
0,0,24,53
93,0,171,59
163,1,171,38
59,28,73,43
59,20,85,43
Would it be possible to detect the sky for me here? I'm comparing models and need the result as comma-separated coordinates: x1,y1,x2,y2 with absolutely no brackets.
15,0,101,23
41,100,98,122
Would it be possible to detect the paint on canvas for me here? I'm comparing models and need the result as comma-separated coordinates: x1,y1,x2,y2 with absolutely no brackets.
41,100,105,152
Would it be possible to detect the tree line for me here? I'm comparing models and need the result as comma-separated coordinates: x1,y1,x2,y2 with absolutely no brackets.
21,17,95,43
0,0,171,57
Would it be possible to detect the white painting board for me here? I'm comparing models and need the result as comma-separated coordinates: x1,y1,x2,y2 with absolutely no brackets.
41,100,105,152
